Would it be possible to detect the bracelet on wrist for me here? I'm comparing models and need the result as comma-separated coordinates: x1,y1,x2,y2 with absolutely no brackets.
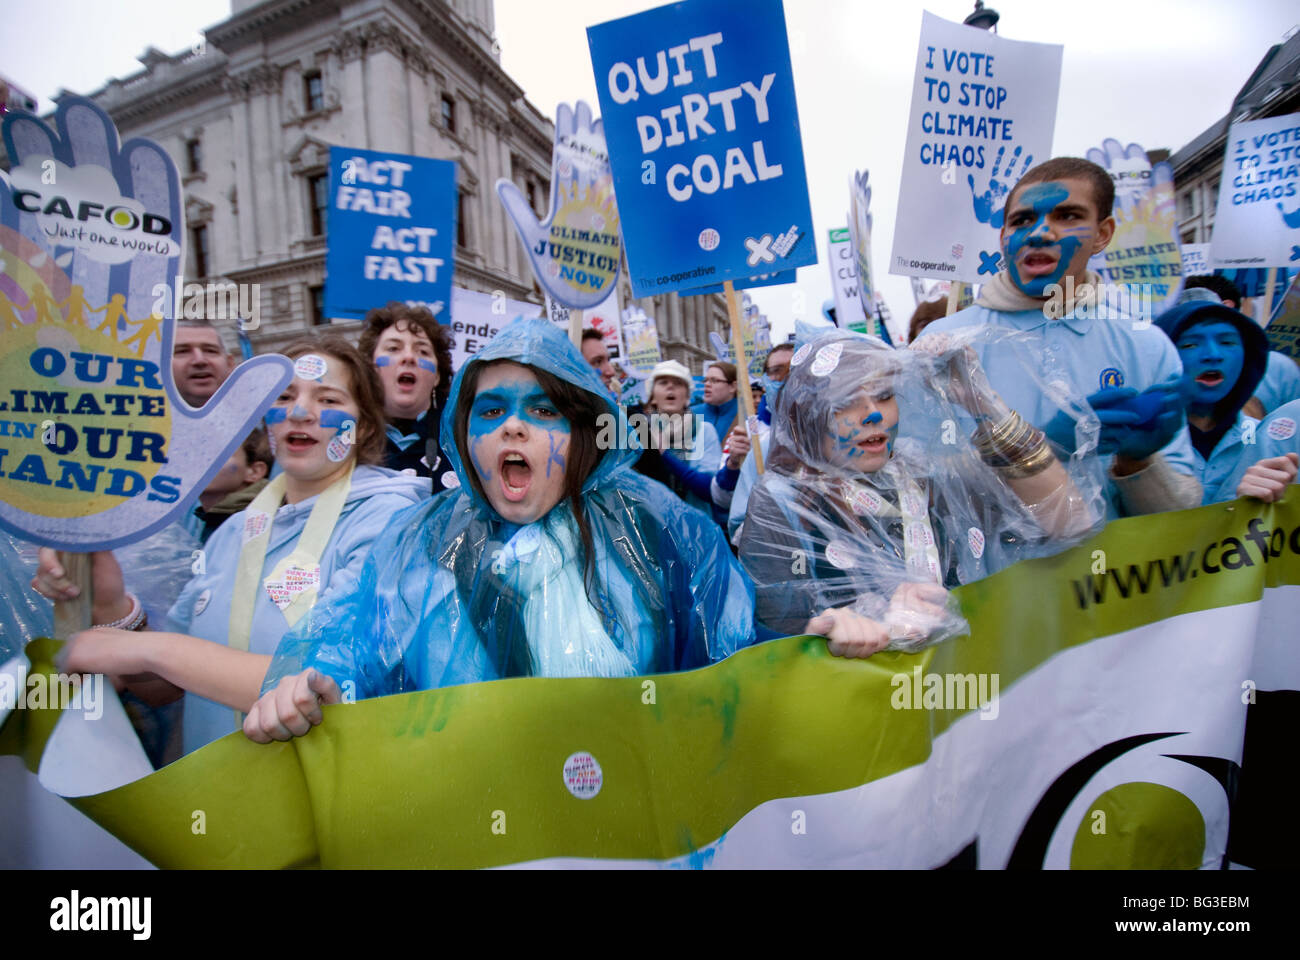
93,592,147,631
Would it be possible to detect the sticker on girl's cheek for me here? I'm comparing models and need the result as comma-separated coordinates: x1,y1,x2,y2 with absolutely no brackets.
811,342,843,377
326,419,356,462
267,432,278,456
968,527,986,559
293,354,328,380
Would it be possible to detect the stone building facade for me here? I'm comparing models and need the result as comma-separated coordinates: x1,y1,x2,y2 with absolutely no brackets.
10,0,724,365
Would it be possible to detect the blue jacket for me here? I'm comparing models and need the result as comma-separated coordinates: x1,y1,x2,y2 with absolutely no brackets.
167,465,428,754
691,396,738,443
263,316,757,698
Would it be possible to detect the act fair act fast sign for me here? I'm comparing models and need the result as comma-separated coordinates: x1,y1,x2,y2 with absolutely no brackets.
324,146,457,321
587,0,816,298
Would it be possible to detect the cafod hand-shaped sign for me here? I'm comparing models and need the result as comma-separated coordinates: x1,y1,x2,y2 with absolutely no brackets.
0,98,292,551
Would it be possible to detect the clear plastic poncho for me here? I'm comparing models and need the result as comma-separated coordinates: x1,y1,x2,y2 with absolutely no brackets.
263,316,757,696
737,329,1104,649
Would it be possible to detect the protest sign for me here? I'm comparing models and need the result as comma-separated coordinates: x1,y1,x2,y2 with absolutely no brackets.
9,495,1296,869
0,97,291,551
848,170,892,341
1085,139,1183,316
588,0,816,298
1210,111,1300,269
545,283,624,360
497,102,621,310
890,12,1062,284
828,226,868,330
324,146,456,321
620,304,662,379
1265,271,1300,360
708,291,770,381
1181,242,1211,279
445,286,546,370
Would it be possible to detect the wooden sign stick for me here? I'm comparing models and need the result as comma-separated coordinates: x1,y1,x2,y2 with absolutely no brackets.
724,280,764,474
52,552,93,640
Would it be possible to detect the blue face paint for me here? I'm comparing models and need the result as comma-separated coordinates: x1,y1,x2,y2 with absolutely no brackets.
1002,182,1086,297
318,408,353,432
417,357,438,374
1177,321,1245,410
468,379,571,480
374,356,392,367
263,407,287,426
546,430,567,478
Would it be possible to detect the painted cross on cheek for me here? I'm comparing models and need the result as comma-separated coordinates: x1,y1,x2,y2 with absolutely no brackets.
1003,182,1081,297
546,430,567,478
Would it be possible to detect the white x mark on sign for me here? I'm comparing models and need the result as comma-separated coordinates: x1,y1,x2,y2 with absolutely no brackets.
745,234,777,267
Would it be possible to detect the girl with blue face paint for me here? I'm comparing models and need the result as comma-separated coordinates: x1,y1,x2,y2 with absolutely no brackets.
738,330,1101,659
243,316,758,745
34,336,429,759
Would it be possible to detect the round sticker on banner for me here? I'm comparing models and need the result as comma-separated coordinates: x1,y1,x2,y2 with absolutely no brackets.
192,588,212,618
968,527,985,559
442,471,461,489
851,487,884,516
563,751,603,799
1266,417,1296,441
825,540,856,570
790,343,812,367
326,419,356,462
810,342,843,377
293,354,328,381
699,228,720,251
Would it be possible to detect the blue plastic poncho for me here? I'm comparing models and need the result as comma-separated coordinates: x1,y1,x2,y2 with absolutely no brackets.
263,317,757,696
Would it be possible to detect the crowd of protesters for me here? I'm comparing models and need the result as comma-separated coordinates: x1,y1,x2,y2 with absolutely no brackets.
19,156,1300,761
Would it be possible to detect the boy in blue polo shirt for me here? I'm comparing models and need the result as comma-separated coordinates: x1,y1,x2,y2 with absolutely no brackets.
1232,399,1300,501
915,157,1200,518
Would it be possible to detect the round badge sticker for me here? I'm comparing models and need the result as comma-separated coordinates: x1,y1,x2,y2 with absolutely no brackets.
810,342,843,377
698,228,720,251
293,354,328,381
790,343,812,367
192,588,212,618
825,540,856,570
904,522,934,550
900,492,925,518
243,511,270,543
968,527,985,559
442,471,461,489
326,420,356,462
563,752,603,799
1266,417,1296,441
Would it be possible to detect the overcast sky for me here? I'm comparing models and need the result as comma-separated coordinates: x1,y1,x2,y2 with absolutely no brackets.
5,0,1297,341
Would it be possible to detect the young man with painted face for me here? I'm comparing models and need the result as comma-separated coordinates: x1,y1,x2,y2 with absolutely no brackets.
1154,300,1270,503
358,302,456,491
916,157,1201,518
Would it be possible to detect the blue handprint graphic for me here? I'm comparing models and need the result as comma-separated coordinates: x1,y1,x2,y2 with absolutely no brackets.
967,145,1033,229
1278,203,1300,230
497,101,622,310
0,97,291,551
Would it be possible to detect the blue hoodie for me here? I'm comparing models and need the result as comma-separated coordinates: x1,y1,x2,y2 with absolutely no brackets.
1155,301,1269,503
167,465,429,754
262,316,757,698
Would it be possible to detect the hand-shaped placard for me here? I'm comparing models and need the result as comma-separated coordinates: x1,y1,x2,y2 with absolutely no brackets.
0,98,291,550
497,102,622,310
1086,138,1183,316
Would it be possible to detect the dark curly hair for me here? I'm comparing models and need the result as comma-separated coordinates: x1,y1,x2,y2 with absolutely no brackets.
358,301,454,411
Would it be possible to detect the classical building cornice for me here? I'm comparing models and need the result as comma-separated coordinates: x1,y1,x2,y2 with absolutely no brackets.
392,0,523,101
205,0,342,54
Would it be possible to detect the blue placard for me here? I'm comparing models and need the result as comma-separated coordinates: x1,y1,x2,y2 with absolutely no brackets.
681,268,796,297
587,0,816,298
324,146,457,322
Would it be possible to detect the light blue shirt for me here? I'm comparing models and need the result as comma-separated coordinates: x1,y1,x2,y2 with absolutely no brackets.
1255,352,1300,416
166,467,428,755
918,303,1196,517
1196,412,1262,504
727,431,772,543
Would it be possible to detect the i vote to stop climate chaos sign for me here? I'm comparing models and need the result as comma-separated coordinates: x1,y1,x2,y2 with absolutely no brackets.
587,0,816,298
324,146,458,321
0,98,291,550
